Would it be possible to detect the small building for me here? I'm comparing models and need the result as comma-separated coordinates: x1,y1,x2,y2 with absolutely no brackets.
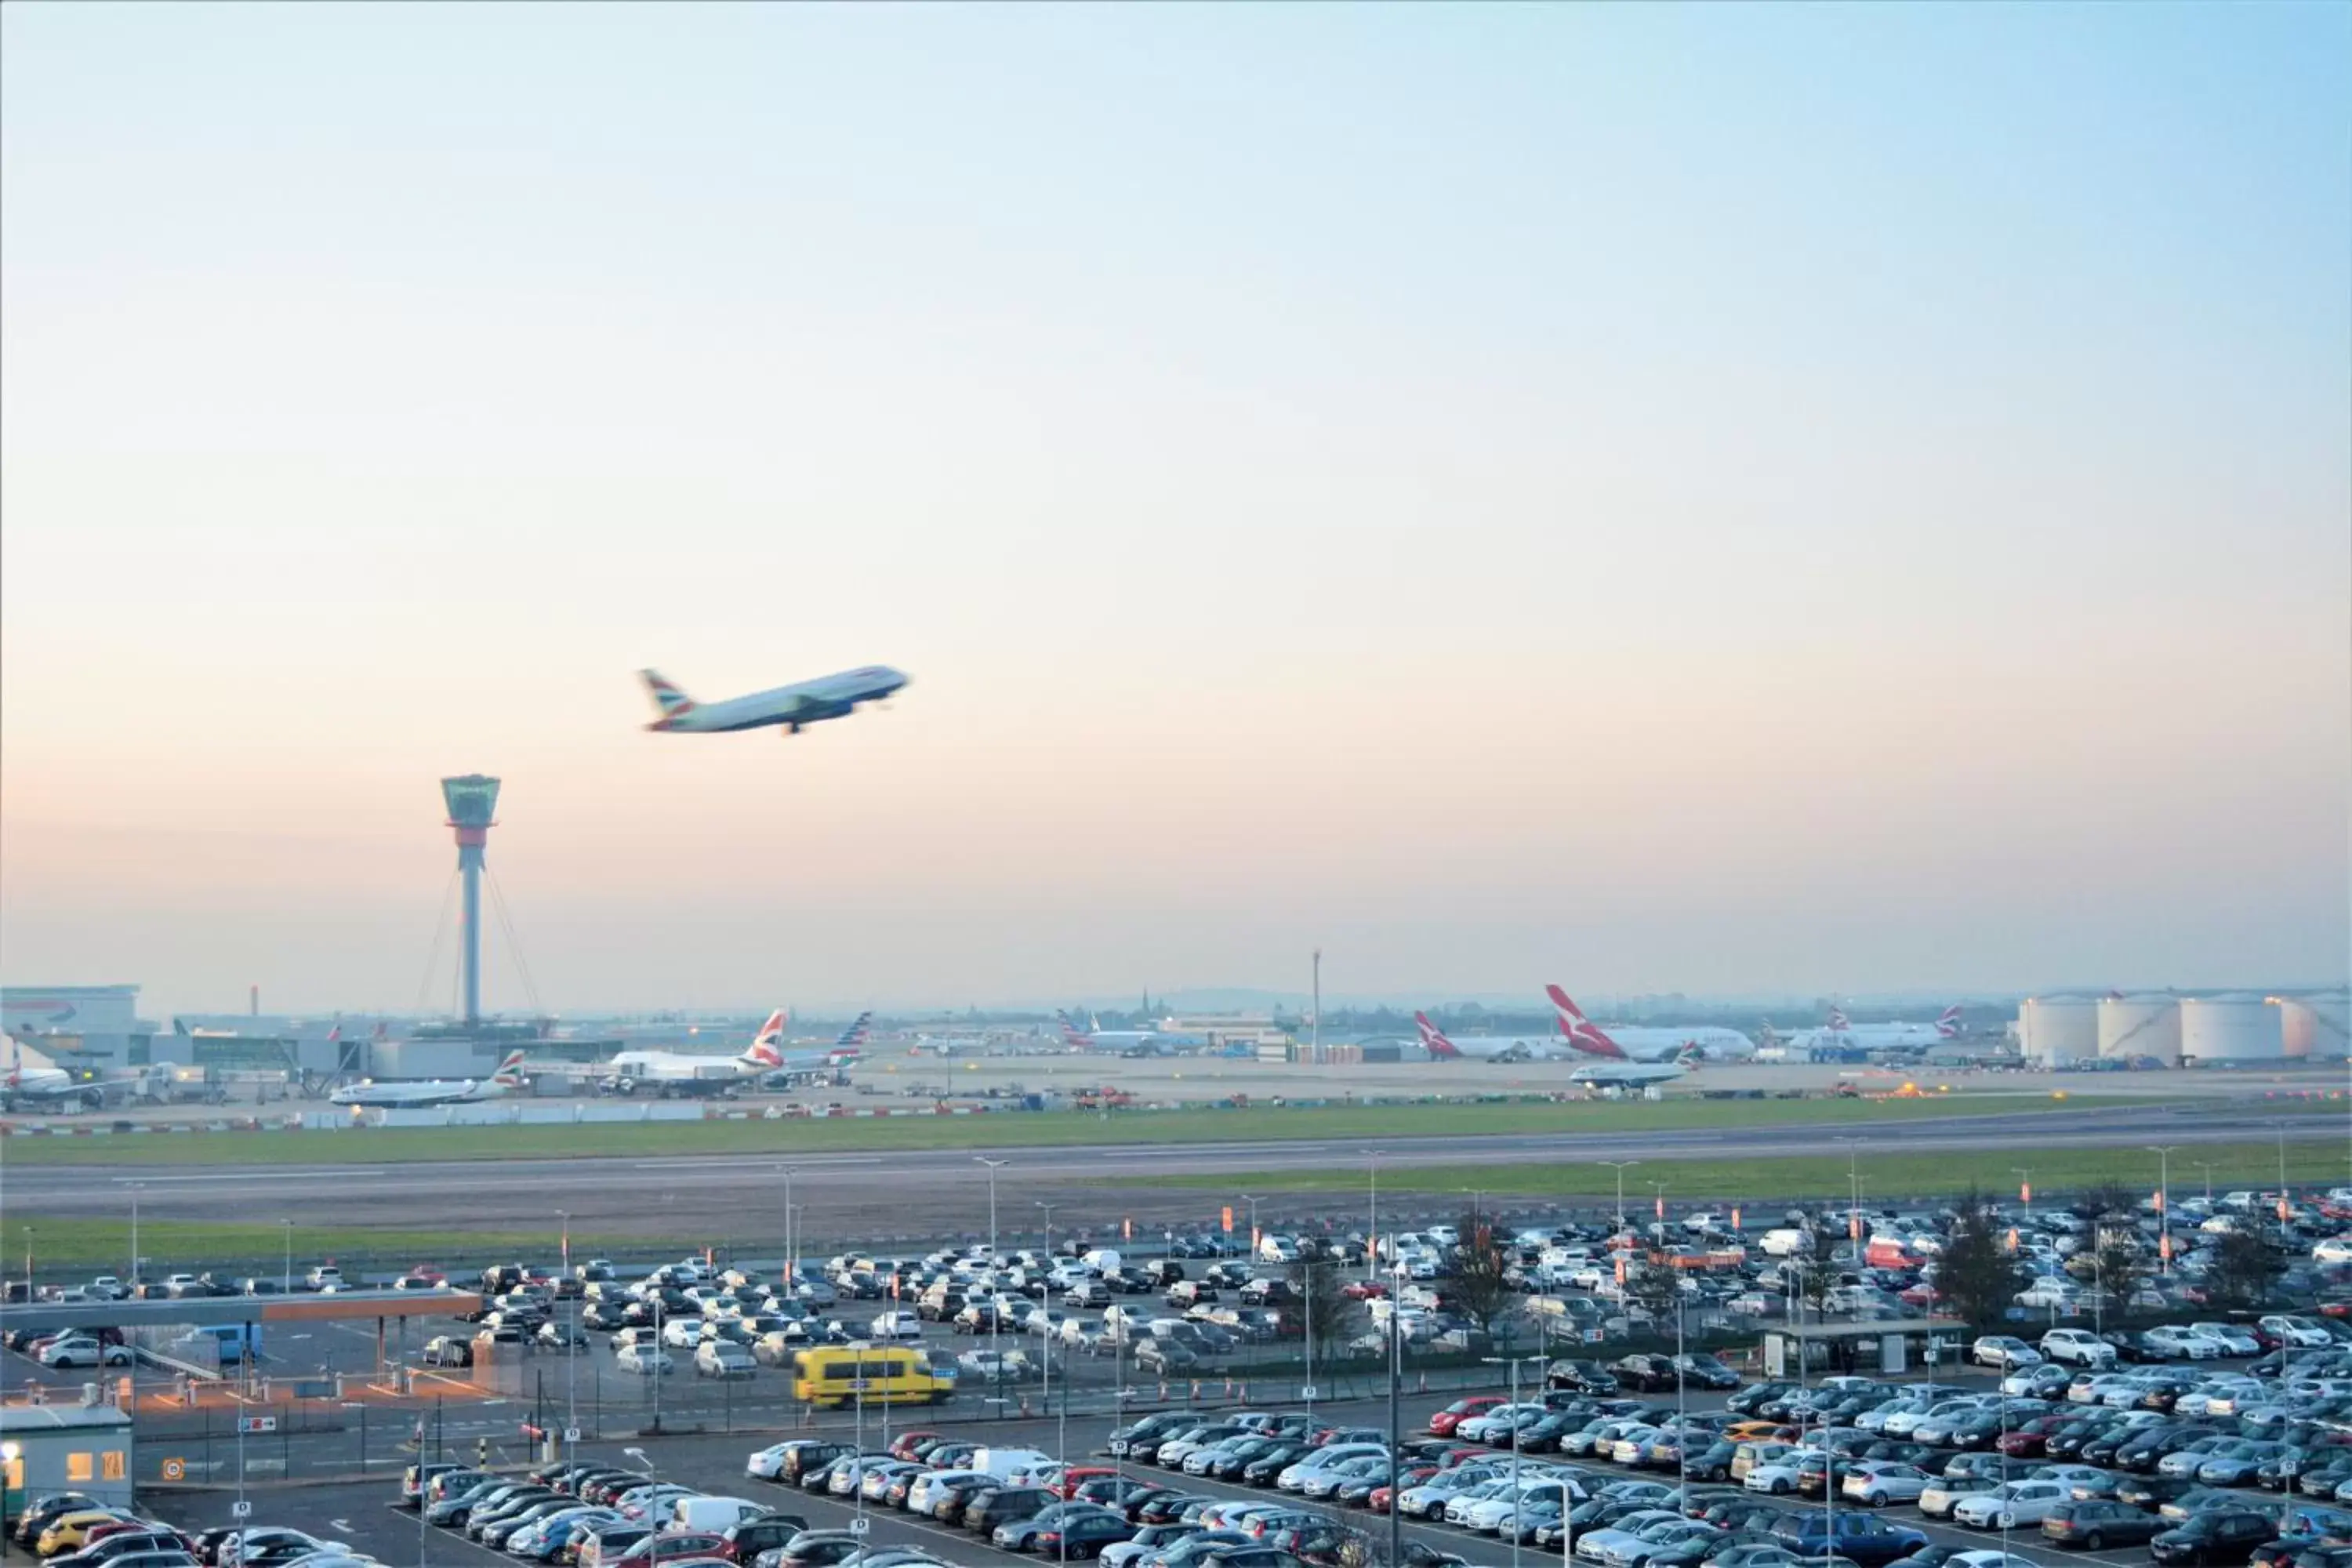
0,1400,136,1511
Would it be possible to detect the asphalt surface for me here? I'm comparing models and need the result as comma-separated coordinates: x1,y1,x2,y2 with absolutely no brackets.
135,1379,2247,1568
2,1101,2331,1243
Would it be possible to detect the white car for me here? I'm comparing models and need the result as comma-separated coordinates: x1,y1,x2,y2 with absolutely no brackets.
1951,1479,2069,1530
2263,1315,2335,1348
868,1311,924,1342
38,1336,132,1369
2040,1329,2116,1367
2145,1325,2226,1359
695,1341,754,1378
2014,1279,2081,1310
1974,1336,2042,1370
1843,1462,1931,1506
615,1344,673,1375
2190,1321,2262,1356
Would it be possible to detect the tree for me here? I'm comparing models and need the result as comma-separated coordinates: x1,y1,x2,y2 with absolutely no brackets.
2075,1181,2140,1229
1288,1254,1354,1356
1788,1225,1846,1322
2092,1232,2150,1319
1937,1191,2024,1329
1449,1209,1514,1332
2209,1227,2282,1310
1624,1254,1683,1326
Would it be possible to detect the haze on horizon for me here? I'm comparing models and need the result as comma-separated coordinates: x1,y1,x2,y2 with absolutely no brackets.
3,3,2347,1022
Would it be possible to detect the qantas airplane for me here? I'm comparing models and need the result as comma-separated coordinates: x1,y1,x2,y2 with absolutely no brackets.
330,1051,528,1109
638,665,909,737
1412,1014,1568,1063
1545,986,1759,1062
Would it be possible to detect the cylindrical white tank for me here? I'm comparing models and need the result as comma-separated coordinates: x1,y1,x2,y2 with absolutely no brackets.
2098,995,2182,1064
2020,996,2100,1065
2179,996,2284,1063
2281,993,2350,1060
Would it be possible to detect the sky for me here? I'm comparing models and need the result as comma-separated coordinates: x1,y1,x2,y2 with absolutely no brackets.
3,3,2347,1019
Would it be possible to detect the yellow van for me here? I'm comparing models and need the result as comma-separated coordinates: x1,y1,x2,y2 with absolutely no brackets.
791,1345,956,1409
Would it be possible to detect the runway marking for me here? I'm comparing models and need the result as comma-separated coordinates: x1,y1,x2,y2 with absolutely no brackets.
630,1156,884,1170
110,1170,385,1183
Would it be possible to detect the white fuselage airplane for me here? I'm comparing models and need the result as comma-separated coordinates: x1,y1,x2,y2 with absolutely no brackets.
329,1051,528,1109
1782,1007,1961,1054
604,1010,793,1091
1057,1011,1203,1057
1570,1054,1699,1088
1547,986,1758,1062
2,1042,101,1110
1412,1014,1568,1063
639,666,909,737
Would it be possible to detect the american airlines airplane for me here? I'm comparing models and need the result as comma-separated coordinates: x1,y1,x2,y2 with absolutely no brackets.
1782,1006,1962,1054
1546,986,1759,1062
1412,1014,1568,1063
330,1051,528,1109
639,666,909,736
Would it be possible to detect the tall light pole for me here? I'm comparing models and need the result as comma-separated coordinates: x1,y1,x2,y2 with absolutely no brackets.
778,1167,800,1287
1835,1138,1865,1246
978,1158,1007,1377
2147,1146,2178,1272
1366,1152,1385,1287
1240,1195,1264,1255
127,1185,143,1288
2192,1160,2217,1203
1647,1179,1671,1240
1599,1163,1639,1232
557,1211,575,1453
281,1219,293,1295
2011,1168,2034,1219
1037,1200,1064,1465
1483,1352,1548,1568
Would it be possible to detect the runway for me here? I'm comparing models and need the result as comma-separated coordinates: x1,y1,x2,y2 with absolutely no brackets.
5,1099,2333,1241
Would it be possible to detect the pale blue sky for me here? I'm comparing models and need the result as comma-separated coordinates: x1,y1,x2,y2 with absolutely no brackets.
3,3,2346,1016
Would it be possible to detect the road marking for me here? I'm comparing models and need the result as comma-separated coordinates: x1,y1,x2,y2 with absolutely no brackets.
630,1156,884,1170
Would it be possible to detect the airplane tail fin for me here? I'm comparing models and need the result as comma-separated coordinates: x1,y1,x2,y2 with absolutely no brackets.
1057,1011,1091,1049
1935,1006,1962,1038
326,1024,342,1044
833,1011,873,1049
1828,1007,1853,1032
492,1051,528,1087
638,669,699,728
1674,1045,1703,1070
742,1009,789,1068
1545,985,1629,1059
1413,1011,1462,1060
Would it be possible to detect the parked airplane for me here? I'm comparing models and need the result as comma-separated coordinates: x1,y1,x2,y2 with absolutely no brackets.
1784,1005,1962,1054
2,1041,103,1112
1057,1011,1203,1057
603,1011,791,1094
1571,1051,1699,1088
826,1012,873,1063
1412,1014,1567,1063
328,1051,528,1109
1546,987,1758,1062
638,665,909,737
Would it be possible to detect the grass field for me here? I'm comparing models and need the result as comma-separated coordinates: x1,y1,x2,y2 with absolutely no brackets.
7,1217,644,1274
1117,1138,2352,1203
0,1091,2162,1167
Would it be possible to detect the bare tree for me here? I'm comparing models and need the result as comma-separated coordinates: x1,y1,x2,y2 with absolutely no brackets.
1449,1209,1514,1331
1938,1191,2024,1328
2209,1228,2282,1310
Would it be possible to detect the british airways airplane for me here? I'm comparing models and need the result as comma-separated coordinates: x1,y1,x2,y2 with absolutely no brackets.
639,665,909,736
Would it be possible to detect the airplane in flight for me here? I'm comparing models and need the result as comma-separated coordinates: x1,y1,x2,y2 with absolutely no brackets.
329,1051,528,1109
1056,1011,1203,1057
638,665,909,737
1412,1014,1569,1063
2,1041,105,1112
1546,986,1759,1062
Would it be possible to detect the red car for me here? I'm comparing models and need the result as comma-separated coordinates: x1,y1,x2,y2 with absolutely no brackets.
1428,1396,1506,1438
1050,1465,1117,1499
888,1430,942,1461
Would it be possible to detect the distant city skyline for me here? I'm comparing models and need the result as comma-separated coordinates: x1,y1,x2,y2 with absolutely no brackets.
4,4,2346,1016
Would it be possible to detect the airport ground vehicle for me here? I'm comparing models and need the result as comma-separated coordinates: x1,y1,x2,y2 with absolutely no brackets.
789,1345,955,1408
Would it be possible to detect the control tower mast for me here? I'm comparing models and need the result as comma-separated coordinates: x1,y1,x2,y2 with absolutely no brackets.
439,774,502,1028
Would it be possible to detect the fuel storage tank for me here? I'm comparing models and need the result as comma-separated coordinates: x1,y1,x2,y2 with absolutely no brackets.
2020,996,2100,1065
2178,996,2284,1064
2097,994,2182,1065
2280,993,2350,1060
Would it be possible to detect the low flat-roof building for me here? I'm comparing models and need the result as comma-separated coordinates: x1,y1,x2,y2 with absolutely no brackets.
1,1399,136,1512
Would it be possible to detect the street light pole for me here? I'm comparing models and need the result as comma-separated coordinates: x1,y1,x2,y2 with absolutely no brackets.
2147,1146,2177,1273
1367,1152,1385,1287
2012,1168,2033,1219
557,1211,575,1454
1599,1163,1639,1232
1240,1194,1262,1254
1037,1201,1063,1468
281,1219,293,1295
978,1158,1007,1381
128,1186,142,1289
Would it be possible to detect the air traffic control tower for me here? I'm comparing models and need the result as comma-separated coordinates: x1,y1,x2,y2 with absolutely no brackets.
440,774,501,1027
